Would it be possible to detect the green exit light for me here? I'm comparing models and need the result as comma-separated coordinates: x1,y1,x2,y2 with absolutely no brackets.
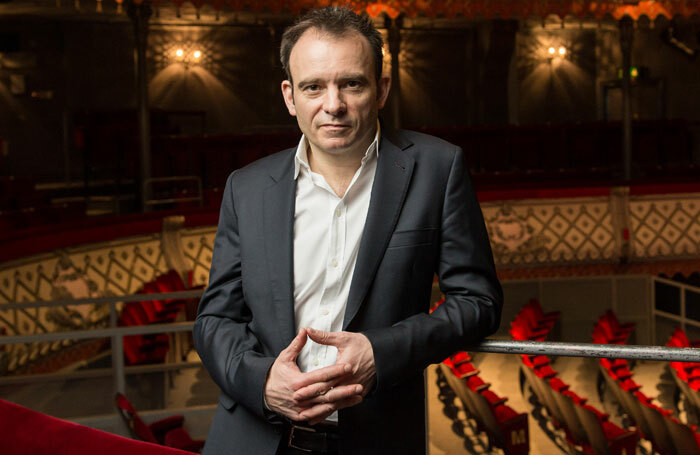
617,66,639,79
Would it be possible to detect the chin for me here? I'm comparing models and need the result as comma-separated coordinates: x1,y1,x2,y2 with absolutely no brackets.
319,140,354,154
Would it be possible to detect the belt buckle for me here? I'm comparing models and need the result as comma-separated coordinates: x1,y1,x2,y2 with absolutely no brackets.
288,424,316,453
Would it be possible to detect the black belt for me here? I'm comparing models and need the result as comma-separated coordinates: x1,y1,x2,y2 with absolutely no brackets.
284,422,339,454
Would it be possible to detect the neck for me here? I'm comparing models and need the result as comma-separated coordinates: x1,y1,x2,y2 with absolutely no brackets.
306,129,376,198
307,129,375,179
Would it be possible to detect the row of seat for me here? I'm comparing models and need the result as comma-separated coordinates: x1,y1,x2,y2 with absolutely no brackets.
596,316,700,454
666,328,700,449
118,270,202,365
114,393,204,453
593,311,635,345
441,353,529,454
431,296,529,453
513,301,639,455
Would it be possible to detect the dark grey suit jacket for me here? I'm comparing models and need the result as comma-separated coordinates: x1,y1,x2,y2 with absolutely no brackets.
194,129,503,455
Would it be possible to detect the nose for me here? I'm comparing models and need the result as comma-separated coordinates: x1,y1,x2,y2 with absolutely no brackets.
322,86,346,116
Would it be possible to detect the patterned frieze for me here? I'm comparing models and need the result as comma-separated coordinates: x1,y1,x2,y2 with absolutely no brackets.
629,194,700,259
0,234,168,374
180,226,217,287
482,197,618,266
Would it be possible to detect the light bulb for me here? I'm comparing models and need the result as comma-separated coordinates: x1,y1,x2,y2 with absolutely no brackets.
193,50,201,59
548,47,556,55
176,49,184,58
558,46,567,56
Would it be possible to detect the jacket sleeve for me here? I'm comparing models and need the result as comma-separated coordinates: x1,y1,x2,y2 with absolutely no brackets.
193,171,274,418
363,146,503,392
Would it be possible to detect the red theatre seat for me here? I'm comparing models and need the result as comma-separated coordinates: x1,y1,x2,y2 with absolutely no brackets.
115,393,204,453
0,399,193,455
119,270,196,365
439,363,529,455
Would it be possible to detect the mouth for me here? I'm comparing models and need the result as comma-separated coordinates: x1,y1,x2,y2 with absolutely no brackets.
320,124,350,130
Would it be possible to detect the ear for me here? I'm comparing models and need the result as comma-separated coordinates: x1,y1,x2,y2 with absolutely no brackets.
376,75,391,109
281,80,297,117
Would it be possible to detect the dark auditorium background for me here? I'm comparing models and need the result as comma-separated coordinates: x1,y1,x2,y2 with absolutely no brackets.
1,1,700,454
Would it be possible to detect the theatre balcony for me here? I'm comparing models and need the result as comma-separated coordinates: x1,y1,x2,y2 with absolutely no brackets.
1,0,700,453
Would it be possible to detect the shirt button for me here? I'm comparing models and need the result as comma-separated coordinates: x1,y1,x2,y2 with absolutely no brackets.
313,359,319,367
331,258,338,267
335,208,342,217
321,309,329,316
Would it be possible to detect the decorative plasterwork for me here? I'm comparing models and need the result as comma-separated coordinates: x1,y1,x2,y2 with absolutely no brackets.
482,197,617,266
121,0,696,21
181,227,216,287
629,195,700,259
0,234,168,373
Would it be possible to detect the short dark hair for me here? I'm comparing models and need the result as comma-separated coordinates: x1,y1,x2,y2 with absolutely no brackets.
280,6,384,84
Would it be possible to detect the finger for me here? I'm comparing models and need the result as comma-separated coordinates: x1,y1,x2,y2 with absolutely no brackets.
306,328,343,347
305,396,363,425
292,363,352,390
279,328,308,362
293,378,339,403
295,383,363,406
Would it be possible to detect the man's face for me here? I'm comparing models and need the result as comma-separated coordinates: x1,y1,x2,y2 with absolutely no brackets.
281,29,390,159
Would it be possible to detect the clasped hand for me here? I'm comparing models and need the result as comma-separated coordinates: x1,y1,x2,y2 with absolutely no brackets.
263,327,376,425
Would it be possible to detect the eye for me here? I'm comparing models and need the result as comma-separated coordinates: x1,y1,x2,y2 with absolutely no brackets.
346,80,361,88
304,84,320,92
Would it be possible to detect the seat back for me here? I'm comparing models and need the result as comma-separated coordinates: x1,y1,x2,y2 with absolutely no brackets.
551,390,588,445
439,363,481,426
665,417,700,455
637,400,675,454
671,327,690,347
573,404,609,455
521,365,565,427
616,385,653,440
671,366,700,412
465,383,506,447
114,393,158,443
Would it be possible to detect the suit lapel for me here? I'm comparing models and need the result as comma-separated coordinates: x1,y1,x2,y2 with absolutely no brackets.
263,150,297,348
343,132,415,330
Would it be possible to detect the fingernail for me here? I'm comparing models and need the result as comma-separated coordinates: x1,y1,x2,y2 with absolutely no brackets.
355,385,362,394
344,364,351,372
307,328,315,334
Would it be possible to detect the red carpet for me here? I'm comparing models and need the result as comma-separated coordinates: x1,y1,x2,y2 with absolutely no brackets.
0,399,193,455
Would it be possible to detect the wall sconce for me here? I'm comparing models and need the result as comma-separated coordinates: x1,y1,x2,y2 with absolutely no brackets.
547,46,567,60
171,43,203,69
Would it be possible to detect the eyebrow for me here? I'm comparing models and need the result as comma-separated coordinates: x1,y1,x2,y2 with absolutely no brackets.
296,74,370,89
297,78,321,89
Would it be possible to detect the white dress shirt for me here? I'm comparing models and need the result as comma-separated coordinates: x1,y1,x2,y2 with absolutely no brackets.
292,129,379,420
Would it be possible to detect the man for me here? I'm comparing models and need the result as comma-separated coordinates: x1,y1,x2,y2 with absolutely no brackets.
194,6,502,455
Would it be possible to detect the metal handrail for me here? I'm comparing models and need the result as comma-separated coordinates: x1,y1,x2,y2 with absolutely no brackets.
1,290,204,396
0,361,203,386
2,290,204,311
4,323,700,362
143,175,204,208
0,321,194,344
3,286,700,404
471,339,700,362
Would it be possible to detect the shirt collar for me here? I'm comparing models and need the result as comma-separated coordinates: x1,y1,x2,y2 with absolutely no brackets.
293,121,381,179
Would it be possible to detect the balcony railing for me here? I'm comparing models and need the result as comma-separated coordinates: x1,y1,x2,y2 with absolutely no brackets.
2,290,700,396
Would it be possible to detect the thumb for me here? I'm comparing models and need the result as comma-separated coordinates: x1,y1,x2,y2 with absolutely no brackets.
306,328,342,347
280,328,308,362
